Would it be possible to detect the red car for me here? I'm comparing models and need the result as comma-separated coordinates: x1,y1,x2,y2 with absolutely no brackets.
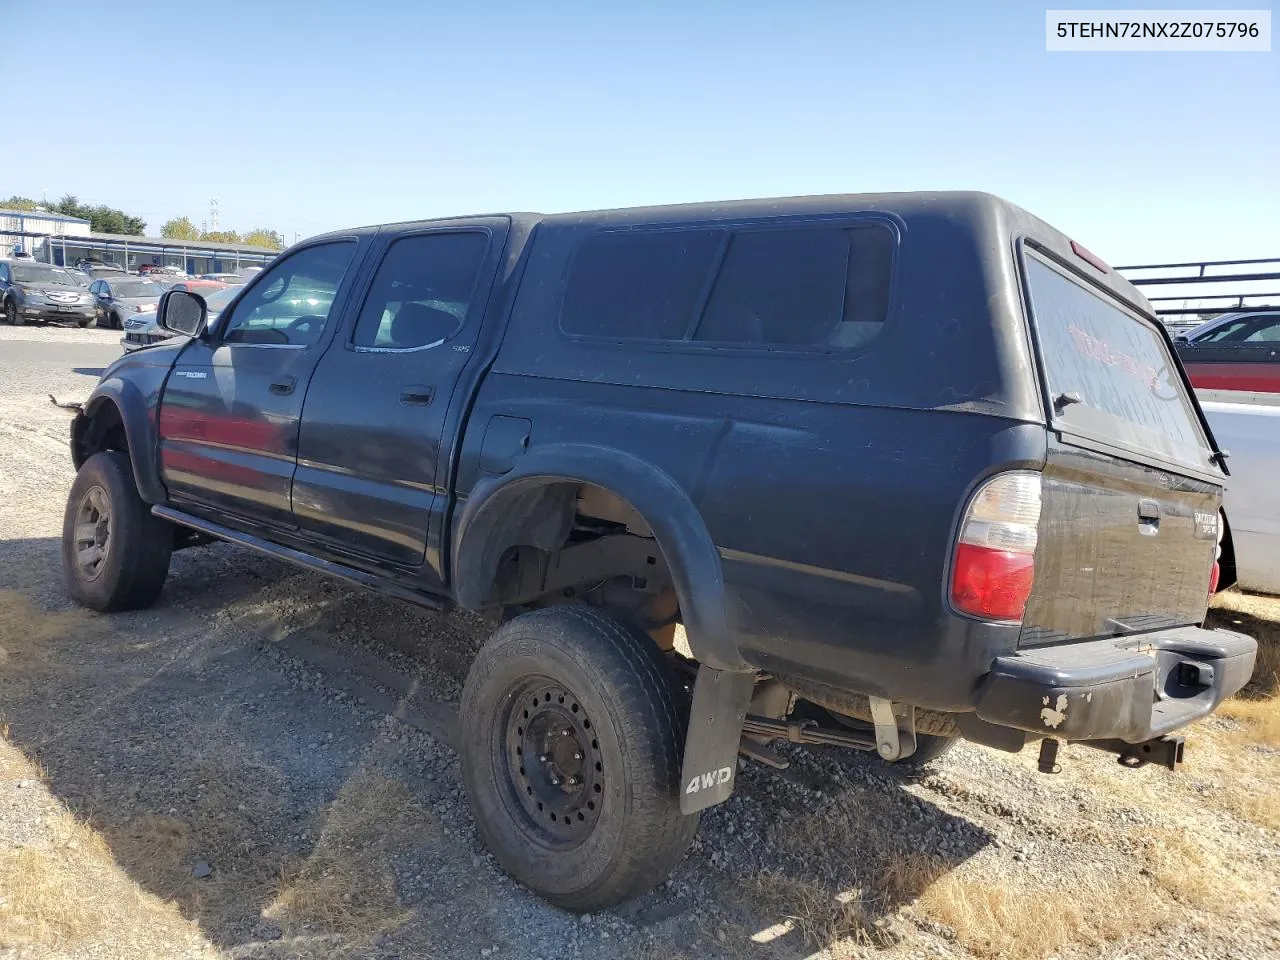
1174,310,1280,394
167,279,229,297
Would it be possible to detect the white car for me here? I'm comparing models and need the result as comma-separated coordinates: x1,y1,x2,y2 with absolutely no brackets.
121,284,240,351
1200,393,1280,595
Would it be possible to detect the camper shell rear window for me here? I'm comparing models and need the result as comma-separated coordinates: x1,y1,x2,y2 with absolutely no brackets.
1022,249,1216,474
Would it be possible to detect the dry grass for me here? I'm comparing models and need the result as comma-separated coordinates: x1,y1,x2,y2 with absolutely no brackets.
1141,827,1261,915
750,870,883,950
1218,695,1280,748
264,767,432,941
0,742,219,958
881,855,1160,960
0,588,101,669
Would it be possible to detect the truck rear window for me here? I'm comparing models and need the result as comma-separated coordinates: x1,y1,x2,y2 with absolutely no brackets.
1024,253,1215,472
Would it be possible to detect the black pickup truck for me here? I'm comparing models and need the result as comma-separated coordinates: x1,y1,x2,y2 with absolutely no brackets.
61,192,1256,910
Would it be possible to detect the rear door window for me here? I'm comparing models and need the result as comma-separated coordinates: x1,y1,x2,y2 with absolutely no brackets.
351,232,489,350
1024,252,1215,472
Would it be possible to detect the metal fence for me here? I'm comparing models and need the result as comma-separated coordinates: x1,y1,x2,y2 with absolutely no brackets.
1116,257,1280,327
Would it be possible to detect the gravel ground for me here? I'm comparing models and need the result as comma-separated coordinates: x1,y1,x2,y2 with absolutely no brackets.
1,325,1278,960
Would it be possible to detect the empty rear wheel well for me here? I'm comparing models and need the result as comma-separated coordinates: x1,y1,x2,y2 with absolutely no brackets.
485,483,682,650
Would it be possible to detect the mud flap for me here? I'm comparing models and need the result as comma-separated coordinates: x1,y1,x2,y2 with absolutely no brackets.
679,666,756,814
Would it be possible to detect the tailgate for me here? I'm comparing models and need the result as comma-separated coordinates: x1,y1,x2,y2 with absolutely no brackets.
1021,442,1219,644
1019,249,1223,645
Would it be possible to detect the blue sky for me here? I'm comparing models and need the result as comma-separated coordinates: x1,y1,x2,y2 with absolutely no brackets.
5,1,1276,264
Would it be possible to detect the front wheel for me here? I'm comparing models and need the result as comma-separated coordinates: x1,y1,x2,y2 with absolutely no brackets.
460,606,697,912
62,451,173,612
4,300,22,326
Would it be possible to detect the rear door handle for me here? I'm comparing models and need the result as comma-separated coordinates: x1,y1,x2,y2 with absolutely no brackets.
269,377,296,396
400,385,434,406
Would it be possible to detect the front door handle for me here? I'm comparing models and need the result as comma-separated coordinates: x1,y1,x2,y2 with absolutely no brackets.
400,385,434,406
270,377,296,396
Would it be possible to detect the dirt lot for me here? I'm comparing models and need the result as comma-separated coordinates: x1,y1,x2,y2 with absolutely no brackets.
1,325,1278,960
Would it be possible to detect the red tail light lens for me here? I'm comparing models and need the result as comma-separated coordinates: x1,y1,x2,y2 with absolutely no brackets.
1209,560,1221,597
950,472,1042,622
951,544,1037,621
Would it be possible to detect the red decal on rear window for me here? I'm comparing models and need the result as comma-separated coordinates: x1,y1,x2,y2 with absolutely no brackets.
1067,325,1158,388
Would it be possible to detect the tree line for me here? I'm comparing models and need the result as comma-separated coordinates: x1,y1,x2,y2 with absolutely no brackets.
158,217,283,250
4,193,145,235
3,193,284,250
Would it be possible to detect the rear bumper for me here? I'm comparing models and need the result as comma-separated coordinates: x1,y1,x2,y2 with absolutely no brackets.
973,625,1256,743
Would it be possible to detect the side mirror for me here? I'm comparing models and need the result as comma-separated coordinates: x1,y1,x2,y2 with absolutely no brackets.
1174,334,1190,344
157,290,208,338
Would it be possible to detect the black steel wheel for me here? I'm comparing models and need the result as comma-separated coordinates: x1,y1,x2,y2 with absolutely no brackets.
460,605,697,912
501,679,605,846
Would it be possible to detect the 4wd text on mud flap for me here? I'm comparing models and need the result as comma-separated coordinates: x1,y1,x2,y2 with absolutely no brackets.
685,766,733,794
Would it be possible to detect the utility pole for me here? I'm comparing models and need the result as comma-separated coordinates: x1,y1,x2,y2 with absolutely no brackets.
210,198,219,232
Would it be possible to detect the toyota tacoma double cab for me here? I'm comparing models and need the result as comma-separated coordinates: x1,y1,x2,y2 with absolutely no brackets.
61,192,1257,910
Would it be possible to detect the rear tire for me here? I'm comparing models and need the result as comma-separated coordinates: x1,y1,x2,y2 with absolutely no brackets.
62,451,172,612
459,605,697,912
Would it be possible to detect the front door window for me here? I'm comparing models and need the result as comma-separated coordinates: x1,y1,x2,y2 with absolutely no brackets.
220,242,357,347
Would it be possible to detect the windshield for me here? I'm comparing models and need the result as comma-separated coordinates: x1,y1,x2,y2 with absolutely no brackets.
205,286,239,310
111,280,165,298
12,264,83,285
1024,252,1215,473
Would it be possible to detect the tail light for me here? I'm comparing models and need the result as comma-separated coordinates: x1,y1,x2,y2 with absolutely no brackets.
950,472,1042,622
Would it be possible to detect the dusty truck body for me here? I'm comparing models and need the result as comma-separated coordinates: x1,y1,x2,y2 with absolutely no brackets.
61,192,1255,909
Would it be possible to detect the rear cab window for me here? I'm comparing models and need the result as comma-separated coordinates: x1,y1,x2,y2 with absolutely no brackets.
1022,249,1217,474
560,221,894,352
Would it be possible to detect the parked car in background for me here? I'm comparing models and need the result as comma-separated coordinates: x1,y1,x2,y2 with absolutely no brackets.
166,279,228,297
1175,310,1280,394
138,264,187,278
89,276,168,329
121,283,240,351
80,264,129,282
1201,396,1280,595
1,259,97,326
199,273,245,284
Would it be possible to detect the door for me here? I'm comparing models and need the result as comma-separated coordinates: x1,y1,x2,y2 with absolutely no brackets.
292,224,505,568
1178,312,1280,393
158,239,363,528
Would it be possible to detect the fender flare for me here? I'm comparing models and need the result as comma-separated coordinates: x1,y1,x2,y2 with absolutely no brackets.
74,377,167,505
451,443,747,671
